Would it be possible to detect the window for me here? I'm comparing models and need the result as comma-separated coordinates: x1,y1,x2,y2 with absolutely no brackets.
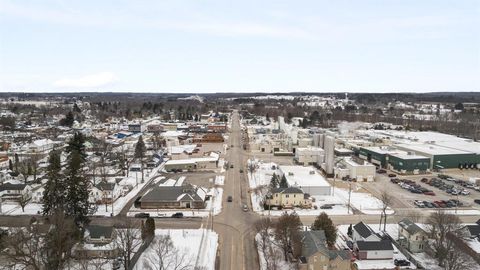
286,195,289,198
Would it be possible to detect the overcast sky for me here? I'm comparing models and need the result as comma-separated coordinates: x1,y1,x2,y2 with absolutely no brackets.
0,0,479,93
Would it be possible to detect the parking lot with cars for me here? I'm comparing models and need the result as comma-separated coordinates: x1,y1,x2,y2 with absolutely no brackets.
366,169,480,210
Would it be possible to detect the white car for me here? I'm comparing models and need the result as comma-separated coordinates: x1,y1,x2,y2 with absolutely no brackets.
414,200,425,207
461,190,470,195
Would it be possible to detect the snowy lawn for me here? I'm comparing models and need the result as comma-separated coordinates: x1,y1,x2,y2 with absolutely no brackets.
134,229,218,270
255,232,295,270
1,202,43,215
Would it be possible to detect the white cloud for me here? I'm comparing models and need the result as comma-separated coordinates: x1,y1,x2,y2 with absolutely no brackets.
53,72,117,88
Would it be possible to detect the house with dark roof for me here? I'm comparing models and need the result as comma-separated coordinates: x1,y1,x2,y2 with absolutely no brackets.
298,231,351,270
0,182,32,202
90,181,120,204
355,240,394,260
265,187,312,209
461,224,480,239
139,184,207,209
73,225,120,259
352,222,380,242
398,218,428,253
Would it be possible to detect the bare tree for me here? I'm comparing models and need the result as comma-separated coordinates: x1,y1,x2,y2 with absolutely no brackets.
379,189,392,232
426,210,463,267
274,212,302,261
143,235,193,270
115,221,142,270
254,218,280,270
405,210,423,223
443,245,476,270
0,222,46,270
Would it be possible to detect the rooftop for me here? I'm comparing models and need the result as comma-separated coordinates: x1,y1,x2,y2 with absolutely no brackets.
279,166,330,187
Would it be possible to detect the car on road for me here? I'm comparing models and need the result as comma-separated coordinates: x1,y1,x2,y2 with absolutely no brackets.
320,204,333,209
227,196,233,202
474,199,480,205
230,164,234,168
171,212,184,218
376,169,386,174
242,204,249,212
394,259,411,267
134,213,150,218
239,169,243,173
388,173,397,178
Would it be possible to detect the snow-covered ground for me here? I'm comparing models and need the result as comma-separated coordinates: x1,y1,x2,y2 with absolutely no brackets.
255,232,295,270
1,202,43,215
248,160,393,216
127,187,223,217
134,229,218,270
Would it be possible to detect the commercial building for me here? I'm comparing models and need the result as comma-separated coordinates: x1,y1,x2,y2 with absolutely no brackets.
294,147,325,165
335,157,376,182
278,165,331,196
358,146,430,174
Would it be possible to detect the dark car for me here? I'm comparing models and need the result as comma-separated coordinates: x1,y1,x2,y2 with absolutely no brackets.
134,213,150,218
239,169,243,173
474,199,480,205
388,173,397,178
421,178,429,183
394,259,411,266
227,196,233,202
320,204,333,209
376,169,386,174
171,212,184,218
346,240,353,250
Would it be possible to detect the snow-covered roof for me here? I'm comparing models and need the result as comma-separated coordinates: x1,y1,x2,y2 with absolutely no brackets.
279,165,330,187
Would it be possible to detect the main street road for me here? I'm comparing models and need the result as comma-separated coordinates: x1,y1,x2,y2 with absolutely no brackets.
213,110,260,270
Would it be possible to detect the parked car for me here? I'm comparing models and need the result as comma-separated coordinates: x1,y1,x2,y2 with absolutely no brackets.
421,178,429,183
320,204,333,209
227,196,233,202
474,199,480,205
376,169,386,174
171,212,184,218
388,173,397,178
424,191,435,196
414,200,425,208
134,213,150,218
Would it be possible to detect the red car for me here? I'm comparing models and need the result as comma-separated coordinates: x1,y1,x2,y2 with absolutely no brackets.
424,191,435,196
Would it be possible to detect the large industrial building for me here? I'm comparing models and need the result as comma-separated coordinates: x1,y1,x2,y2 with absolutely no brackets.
356,130,480,173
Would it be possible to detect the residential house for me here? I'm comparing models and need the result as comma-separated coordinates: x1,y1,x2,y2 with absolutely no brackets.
139,184,207,209
398,218,428,253
298,230,351,270
265,187,312,209
355,240,394,260
352,222,380,242
91,182,120,204
352,222,394,260
0,182,32,202
74,225,120,259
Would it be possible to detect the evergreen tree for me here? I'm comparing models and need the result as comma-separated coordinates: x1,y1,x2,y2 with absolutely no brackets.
347,224,353,237
64,134,91,227
60,111,75,127
270,173,279,188
14,153,19,173
144,217,155,239
43,150,65,215
279,174,288,188
8,159,13,171
134,135,146,183
311,212,337,247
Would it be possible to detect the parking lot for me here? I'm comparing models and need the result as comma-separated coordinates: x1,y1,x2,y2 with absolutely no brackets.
365,169,480,210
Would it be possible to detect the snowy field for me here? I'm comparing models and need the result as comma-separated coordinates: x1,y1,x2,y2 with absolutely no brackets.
134,229,218,270
248,160,393,216
255,232,295,270
128,187,223,217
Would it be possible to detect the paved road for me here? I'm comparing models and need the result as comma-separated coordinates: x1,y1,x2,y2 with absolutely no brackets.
214,110,260,270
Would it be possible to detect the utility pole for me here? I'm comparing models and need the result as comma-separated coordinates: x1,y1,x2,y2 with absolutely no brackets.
347,183,352,214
